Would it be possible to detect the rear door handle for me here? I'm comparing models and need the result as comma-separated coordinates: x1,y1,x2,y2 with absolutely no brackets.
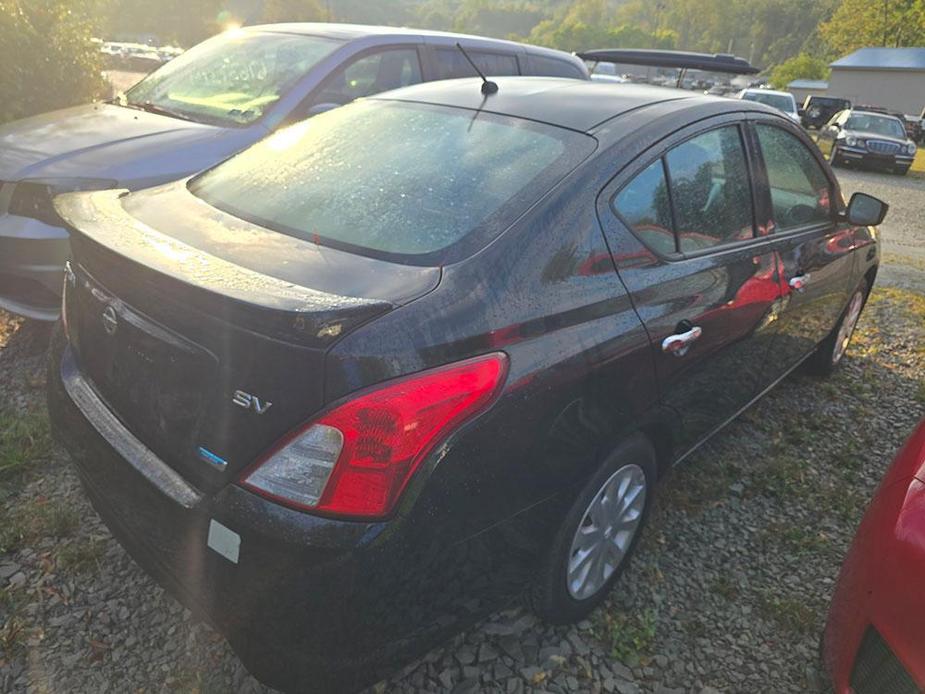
789,274,811,292
661,326,702,357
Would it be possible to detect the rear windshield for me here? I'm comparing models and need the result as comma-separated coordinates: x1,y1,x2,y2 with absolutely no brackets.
190,100,595,263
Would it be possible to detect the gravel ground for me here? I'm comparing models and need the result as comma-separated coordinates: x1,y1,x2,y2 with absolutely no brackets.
1,174,923,693
835,167,925,274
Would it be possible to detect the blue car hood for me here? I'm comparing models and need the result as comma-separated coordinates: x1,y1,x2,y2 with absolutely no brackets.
0,103,255,185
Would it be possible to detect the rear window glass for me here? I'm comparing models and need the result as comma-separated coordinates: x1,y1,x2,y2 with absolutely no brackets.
529,55,585,79
613,159,675,255
435,49,520,79
190,100,594,263
665,126,754,252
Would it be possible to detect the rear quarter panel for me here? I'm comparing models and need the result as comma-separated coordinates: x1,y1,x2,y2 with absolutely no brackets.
324,155,660,546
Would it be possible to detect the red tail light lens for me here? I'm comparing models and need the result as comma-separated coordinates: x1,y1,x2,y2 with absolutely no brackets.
240,353,508,519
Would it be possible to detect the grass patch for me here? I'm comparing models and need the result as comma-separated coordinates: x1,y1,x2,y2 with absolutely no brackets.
57,538,105,574
596,608,657,663
755,591,817,636
659,458,743,514
759,522,833,557
0,408,52,482
0,499,79,554
0,586,29,660
867,287,925,319
710,574,739,600
881,252,925,273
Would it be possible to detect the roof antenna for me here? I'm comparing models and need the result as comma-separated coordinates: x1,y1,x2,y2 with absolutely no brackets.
456,42,499,95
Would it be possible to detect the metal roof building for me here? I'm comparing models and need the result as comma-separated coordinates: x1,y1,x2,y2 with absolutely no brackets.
828,47,925,115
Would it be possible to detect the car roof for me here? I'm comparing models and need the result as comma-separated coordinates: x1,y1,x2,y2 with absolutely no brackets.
247,22,569,57
370,76,767,133
742,88,793,97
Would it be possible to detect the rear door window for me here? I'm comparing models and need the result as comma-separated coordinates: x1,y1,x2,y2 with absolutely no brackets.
665,126,755,253
435,48,520,79
755,125,832,231
312,48,422,106
528,55,585,79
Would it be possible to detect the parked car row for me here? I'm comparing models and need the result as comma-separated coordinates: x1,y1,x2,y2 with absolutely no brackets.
737,90,920,175
0,23,588,321
0,26,910,693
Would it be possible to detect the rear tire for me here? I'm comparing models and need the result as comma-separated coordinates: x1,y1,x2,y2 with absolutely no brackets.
806,279,868,377
530,435,656,624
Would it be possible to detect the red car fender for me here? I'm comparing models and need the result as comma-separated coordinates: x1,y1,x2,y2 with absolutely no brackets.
824,420,925,691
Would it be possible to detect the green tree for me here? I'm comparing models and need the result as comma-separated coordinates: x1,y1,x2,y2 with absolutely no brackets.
821,0,925,54
260,0,326,23
522,0,676,52
0,0,106,124
103,0,224,46
769,52,830,89
452,0,547,39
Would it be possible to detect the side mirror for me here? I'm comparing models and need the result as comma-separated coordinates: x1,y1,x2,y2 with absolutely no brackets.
843,192,888,226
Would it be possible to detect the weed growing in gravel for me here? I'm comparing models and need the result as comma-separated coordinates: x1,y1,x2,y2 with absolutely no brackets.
0,586,28,661
710,575,739,600
596,608,657,664
759,523,834,558
57,538,106,574
755,591,817,636
0,499,79,554
0,408,52,483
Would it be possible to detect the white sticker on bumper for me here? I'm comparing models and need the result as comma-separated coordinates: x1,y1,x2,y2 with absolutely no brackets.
207,519,240,564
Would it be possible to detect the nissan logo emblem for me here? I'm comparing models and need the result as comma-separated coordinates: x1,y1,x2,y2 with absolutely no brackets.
101,305,119,336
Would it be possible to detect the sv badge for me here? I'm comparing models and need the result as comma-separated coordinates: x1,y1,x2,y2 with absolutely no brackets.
232,390,273,415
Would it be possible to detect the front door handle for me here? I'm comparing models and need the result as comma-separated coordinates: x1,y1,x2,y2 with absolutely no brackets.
789,274,811,292
661,326,702,357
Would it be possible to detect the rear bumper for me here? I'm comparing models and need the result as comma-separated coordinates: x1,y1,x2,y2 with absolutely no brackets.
0,214,68,320
46,332,468,693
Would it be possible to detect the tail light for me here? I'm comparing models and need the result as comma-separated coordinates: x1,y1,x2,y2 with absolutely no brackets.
240,353,508,520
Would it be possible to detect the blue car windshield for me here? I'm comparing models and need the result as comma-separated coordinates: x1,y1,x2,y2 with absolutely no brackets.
123,31,341,127
190,100,596,263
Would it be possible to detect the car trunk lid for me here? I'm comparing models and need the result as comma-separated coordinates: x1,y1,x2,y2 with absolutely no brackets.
55,188,440,493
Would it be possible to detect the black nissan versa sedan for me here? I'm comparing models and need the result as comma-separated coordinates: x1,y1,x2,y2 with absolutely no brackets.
47,77,887,693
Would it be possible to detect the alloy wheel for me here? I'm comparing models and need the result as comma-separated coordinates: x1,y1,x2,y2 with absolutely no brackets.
566,464,646,600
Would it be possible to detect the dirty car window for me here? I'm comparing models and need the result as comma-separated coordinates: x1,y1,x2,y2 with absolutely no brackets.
190,100,594,262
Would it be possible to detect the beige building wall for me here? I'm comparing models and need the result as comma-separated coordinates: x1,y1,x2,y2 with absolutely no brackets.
828,69,925,115
790,86,828,107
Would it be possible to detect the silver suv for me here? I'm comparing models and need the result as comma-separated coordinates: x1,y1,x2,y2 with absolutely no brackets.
0,23,588,320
